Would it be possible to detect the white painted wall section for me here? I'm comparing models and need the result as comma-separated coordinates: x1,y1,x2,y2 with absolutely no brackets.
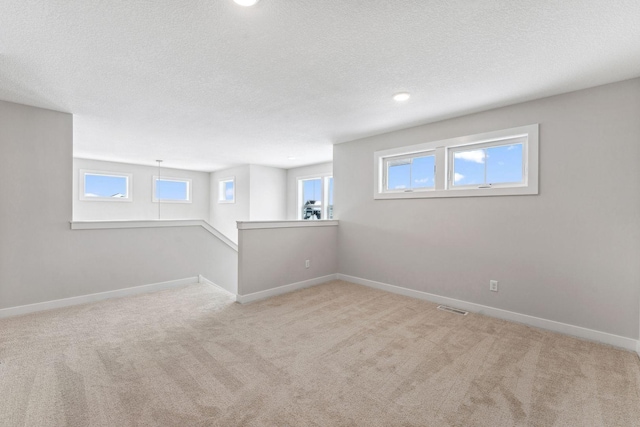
73,158,210,221
210,165,251,244
237,221,338,302
0,100,237,311
334,78,640,340
249,165,287,221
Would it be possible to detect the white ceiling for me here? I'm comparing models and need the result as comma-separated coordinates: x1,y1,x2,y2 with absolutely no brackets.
1,1,639,172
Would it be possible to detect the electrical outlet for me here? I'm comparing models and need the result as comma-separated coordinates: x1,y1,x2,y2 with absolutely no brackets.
490,280,498,292
305,260,310,268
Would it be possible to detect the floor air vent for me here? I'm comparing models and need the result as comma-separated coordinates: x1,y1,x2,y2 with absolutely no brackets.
437,305,468,316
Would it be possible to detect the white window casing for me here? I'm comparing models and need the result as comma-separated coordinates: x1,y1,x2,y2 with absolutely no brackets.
374,124,539,199
79,169,133,202
152,176,192,203
383,151,436,193
218,177,235,204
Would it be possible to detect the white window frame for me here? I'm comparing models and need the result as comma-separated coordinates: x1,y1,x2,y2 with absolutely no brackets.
448,137,527,190
374,124,538,199
383,150,436,194
152,176,192,203
218,177,235,204
324,176,334,220
297,174,333,220
79,169,132,202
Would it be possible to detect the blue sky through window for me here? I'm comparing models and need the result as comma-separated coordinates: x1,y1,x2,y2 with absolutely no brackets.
454,143,523,186
84,174,127,198
156,179,188,201
412,156,435,189
388,162,410,190
303,178,322,203
387,155,435,190
223,181,234,201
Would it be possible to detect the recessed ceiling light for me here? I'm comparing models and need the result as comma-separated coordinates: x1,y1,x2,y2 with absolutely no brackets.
234,0,260,6
393,92,411,102
287,156,296,160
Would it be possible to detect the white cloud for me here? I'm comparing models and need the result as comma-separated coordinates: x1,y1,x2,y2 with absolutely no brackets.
454,173,464,183
85,193,99,197
507,145,516,150
454,150,485,163
414,178,429,183
393,185,406,189
225,188,234,198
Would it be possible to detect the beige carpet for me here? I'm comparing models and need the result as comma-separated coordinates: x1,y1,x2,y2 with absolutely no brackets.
1,280,639,427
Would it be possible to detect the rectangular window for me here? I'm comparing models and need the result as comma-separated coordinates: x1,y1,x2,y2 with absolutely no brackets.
80,170,132,201
450,140,524,188
301,177,322,219
218,177,235,203
153,176,191,203
374,124,538,199
297,175,333,220
385,152,435,192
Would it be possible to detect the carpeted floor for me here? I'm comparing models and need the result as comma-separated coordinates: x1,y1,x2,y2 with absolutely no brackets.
1,280,639,427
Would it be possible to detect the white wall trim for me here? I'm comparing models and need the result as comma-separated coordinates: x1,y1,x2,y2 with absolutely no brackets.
200,221,238,250
337,274,639,352
236,274,337,304
0,277,199,319
198,274,237,302
237,220,339,230
636,340,640,359
70,219,238,251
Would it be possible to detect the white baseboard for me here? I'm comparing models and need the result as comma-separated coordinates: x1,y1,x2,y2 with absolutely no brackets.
637,340,640,359
237,274,338,304
198,275,237,302
0,277,199,319
337,274,639,352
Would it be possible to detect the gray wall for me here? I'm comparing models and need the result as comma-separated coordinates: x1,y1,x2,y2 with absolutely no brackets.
249,165,287,221
334,78,640,339
238,225,338,295
211,164,288,243
286,162,333,220
210,165,250,244
73,158,210,221
0,100,237,309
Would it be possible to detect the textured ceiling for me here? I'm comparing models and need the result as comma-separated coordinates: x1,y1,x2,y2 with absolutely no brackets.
1,0,639,171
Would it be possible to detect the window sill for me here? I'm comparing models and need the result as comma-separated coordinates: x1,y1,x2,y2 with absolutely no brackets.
79,197,132,202
375,185,538,199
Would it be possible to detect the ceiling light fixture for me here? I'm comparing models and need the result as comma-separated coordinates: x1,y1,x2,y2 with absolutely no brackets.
393,92,411,102
234,0,260,6
287,156,296,160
